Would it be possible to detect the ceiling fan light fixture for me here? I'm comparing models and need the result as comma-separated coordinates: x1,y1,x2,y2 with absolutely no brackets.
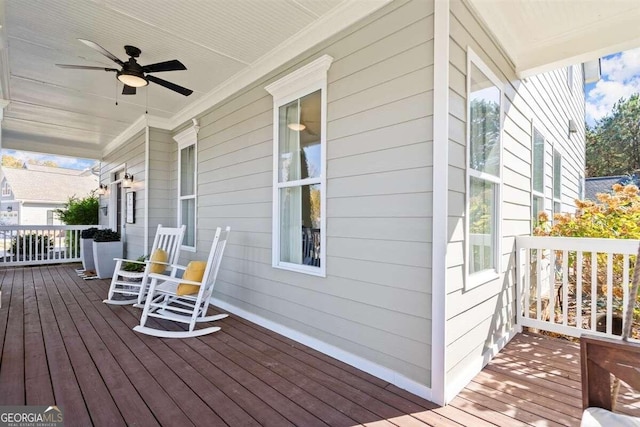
117,71,148,88
287,123,306,132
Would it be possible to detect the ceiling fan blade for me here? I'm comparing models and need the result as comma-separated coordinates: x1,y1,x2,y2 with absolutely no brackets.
56,64,118,71
78,39,124,66
122,85,137,95
142,59,186,73
147,75,193,96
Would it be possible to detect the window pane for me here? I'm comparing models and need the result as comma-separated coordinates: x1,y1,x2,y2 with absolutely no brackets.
470,63,501,176
532,195,544,224
469,177,495,274
554,201,561,215
181,145,195,196
181,198,195,247
532,129,544,193
278,90,321,183
279,184,321,267
553,150,562,199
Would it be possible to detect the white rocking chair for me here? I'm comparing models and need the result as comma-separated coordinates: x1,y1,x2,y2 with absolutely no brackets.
134,226,230,338
103,224,185,306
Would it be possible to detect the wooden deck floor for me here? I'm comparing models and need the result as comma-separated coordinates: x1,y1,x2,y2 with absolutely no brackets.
0,264,637,426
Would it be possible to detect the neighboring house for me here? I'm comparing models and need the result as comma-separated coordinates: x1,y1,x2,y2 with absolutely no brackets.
0,163,98,225
96,0,586,404
585,174,640,201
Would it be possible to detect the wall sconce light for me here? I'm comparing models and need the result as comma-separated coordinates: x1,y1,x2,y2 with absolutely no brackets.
97,184,108,196
100,206,108,216
122,173,133,188
568,119,578,135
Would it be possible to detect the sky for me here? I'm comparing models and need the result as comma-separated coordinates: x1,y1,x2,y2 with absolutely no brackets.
2,149,97,170
585,47,640,127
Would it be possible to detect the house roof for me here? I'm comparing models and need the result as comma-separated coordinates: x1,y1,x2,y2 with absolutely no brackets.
2,165,98,204
584,176,625,201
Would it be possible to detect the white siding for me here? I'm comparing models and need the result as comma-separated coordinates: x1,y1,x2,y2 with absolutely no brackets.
148,128,177,250
445,0,586,397
175,0,435,386
100,131,146,258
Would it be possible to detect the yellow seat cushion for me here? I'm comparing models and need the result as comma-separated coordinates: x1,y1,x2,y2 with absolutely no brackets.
176,261,207,296
149,248,168,274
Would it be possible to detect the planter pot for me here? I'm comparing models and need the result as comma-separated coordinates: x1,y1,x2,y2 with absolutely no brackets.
80,238,95,271
93,240,123,279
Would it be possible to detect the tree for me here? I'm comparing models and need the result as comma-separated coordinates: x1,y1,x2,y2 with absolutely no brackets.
55,194,99,225
2,154,23,168
586,94,640,177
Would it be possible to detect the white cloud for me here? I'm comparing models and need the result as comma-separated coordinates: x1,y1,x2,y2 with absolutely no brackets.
586,47,640,124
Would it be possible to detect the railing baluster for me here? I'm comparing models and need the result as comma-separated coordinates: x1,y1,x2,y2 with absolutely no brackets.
549,249,556,324
536,248,542,321
591,252,597,332
562,250,568,326
623,254,629,324
577,251,583,330
524,248,530,319
606,253,613,335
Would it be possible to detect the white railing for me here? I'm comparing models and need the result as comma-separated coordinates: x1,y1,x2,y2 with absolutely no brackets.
0,225,99,267
516,236,640,340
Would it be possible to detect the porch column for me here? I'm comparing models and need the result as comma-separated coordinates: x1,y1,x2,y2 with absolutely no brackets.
431,0,449,406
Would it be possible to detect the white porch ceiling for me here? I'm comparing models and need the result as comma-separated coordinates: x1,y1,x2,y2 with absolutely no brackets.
467,0,640,79
0,0,386,159
2,1,640,159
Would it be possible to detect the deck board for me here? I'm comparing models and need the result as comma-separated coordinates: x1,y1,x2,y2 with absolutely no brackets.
1,264,639,426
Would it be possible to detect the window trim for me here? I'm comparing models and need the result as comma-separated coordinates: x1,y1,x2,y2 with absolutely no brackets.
531,124,546,228
174,124,199,252
2,181,10,197
265,55,332,277
465,48,504,288
553,146,562,214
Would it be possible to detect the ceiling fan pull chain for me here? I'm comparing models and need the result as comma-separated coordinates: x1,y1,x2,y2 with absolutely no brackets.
115,80,118,106
145,86,148,114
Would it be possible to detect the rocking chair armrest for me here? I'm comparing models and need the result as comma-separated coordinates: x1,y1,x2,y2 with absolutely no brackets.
147,273,202,286
113,258,145,264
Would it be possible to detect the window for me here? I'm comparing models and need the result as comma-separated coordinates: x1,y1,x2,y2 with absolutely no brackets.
2,181,10,196
532,127,545,225
553,148,562,214
467,49,502,282
265,55,332,276
173,125,199,250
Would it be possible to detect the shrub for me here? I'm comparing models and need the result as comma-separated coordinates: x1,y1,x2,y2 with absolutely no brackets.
534,183,640,335
55,194,99,225
93,229,120,242
11,233,52,257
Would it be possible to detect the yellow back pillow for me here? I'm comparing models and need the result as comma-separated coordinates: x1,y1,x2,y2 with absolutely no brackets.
176,261,207,296
149,248,168,274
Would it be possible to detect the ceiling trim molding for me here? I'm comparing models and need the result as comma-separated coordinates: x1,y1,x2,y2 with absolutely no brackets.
166,0,392,130
103,113,172,156
172,118,199,150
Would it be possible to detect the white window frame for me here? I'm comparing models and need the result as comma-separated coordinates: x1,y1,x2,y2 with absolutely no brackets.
2,181,10,196
109,164,126,233
174,124,199,252
553,147,562,214
265,55,332,277
531,124,546,227
465,48,503,288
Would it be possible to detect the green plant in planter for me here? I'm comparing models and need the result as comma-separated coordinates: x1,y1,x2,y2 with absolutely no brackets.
93,229,121,242
81,227,99,239
122,255,148,273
